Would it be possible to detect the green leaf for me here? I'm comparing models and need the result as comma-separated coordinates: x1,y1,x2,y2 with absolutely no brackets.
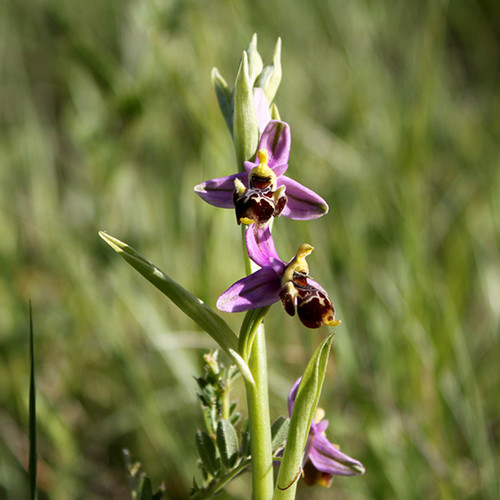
195,430,220,477
271,416,289,453
211,67,233,133
238,307,270,363
240,420,250,458
273,334,335,499
233,51,258,169
152,490,165,500
137,476,153,500
99,232,239,356
216,420,239,469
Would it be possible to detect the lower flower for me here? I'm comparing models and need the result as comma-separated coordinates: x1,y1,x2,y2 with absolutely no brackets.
288,378,365,487
216,226,339,329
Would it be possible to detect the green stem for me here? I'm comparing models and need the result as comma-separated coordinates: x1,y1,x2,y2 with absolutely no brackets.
244,324,274,500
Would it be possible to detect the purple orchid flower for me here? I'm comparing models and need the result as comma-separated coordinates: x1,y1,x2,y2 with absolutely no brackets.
194,120,329,227
288,378,365,487
217,227,339,329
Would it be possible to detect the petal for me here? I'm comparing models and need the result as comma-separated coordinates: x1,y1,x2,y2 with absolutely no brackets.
258,120,291,173
216,267,281,312
253,87,272,133
278,176,329,220
245,226,285,274
194,173,247,208
312,419,329,435
288,377,302,416
309,434,365,476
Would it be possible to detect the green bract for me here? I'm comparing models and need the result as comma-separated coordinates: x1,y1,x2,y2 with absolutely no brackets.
233,50,259,169
273,334,335,500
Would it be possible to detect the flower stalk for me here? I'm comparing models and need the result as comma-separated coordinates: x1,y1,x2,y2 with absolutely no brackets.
244,325,274,500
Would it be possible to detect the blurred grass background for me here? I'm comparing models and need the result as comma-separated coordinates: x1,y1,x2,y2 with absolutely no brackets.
1,0,499,498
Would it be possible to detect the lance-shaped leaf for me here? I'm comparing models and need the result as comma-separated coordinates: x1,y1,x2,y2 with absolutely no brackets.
271,416,290,453
211,67,233,133
273,334,334,499
216,420,239,469
137,476,153,500
196,430,220,477
240,420,251,458
99,232,239,356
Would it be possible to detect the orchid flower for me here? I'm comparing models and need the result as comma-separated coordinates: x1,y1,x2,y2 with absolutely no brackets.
217,226,339,329
194,120,329,227
288,378,365,487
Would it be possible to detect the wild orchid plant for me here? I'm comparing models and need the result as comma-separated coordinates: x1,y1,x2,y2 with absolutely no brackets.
100,35,364,500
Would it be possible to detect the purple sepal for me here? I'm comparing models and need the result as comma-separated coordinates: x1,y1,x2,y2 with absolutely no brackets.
245,226,285,274
216,267,281,312
278,176,329,219
309,433,365,476
194,172,247,208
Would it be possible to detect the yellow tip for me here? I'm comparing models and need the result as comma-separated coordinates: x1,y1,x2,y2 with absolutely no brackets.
326,319,341,327
256,148,269,164
240,217,254,225
296,244,314,258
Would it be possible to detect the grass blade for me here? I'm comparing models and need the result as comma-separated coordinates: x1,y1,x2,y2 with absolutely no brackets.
29,301,37,500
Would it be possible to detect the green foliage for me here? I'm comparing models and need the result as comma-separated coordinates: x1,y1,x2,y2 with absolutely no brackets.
216,420,239,469
124,450,165,500
271,416,289,455
2,0,500,498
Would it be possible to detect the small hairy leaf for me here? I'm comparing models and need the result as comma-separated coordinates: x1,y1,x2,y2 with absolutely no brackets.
240,421,250,458
137,476,153,500
216,420,239,469
271,416,289,452
195,430,219,477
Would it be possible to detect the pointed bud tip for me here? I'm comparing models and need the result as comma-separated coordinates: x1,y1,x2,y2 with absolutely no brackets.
352,463,366,475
